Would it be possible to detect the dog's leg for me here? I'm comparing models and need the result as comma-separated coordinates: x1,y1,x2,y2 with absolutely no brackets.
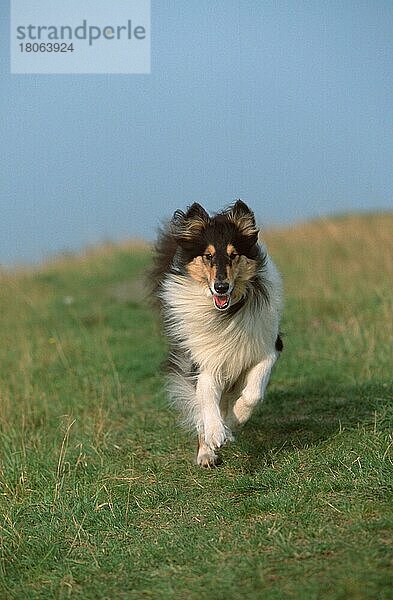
226,353,277,429
195,372,231,467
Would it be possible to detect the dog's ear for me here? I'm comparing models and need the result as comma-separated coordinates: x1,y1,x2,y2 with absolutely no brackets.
184,203,210,223
172,203,210,245
227,200,259,244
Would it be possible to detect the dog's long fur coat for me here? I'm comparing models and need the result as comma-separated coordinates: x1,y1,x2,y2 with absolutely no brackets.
152,201,283,466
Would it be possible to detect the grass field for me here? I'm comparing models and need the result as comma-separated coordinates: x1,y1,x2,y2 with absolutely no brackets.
0,213,392,599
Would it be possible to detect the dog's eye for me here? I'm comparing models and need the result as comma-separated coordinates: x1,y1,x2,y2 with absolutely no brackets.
229,252,238,260
204,253,213,261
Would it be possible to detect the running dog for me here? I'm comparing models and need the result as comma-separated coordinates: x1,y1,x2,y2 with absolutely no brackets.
151,200,283,467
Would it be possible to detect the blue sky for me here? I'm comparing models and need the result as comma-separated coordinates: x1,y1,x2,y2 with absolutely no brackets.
1,1,392,264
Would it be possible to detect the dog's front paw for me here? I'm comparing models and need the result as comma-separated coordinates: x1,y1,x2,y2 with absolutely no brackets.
204,422,233,450
196,446,219,468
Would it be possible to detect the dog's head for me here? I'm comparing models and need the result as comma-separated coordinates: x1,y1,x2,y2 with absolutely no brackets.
172,200,262,311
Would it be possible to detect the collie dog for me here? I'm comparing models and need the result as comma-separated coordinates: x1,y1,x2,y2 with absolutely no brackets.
152,200,283,467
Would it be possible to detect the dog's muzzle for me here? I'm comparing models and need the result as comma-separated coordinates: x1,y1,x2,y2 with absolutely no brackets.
211,281,231,311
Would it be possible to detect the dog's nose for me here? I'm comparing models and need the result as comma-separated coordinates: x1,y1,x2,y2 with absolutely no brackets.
214,281,229,294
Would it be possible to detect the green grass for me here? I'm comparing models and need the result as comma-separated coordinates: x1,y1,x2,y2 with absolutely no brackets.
0,215,392,599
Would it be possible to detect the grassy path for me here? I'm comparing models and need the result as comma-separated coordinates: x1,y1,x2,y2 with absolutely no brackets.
0,215,392,599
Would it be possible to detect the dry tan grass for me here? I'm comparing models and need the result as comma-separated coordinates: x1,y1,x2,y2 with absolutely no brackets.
264,212,393,299
262,212,393,382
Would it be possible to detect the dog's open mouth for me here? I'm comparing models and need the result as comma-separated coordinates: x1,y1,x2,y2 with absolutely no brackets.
212,294,230,311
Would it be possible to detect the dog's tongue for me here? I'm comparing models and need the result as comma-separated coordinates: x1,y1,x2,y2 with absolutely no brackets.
213,294,229,309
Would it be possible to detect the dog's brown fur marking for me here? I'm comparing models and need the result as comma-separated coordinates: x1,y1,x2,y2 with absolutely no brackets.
187,256,209,284
205,244,216,257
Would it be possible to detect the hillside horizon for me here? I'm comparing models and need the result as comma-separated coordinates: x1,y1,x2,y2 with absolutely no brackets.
2,210,392,272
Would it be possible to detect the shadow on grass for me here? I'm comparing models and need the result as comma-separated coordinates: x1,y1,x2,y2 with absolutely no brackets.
236,380,391,472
